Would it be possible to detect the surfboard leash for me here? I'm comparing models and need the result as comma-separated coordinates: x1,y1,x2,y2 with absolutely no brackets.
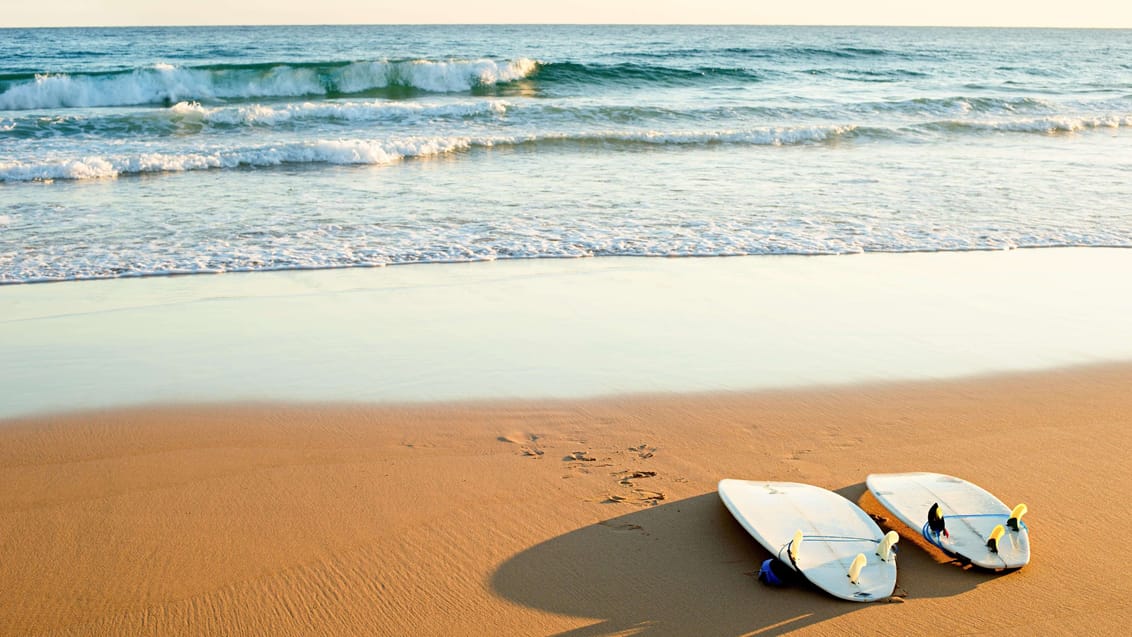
921,513,1028,559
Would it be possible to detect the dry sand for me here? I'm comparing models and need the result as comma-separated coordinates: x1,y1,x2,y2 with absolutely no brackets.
2,363,1130,636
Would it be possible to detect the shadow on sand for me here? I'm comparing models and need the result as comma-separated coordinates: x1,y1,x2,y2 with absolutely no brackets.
491,483,998,636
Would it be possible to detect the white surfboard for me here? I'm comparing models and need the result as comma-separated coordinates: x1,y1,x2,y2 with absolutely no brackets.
866,472,1030,570
718,480,898,602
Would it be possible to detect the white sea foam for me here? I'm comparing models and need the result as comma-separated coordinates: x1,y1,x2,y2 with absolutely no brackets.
0,67,245,109
922,114,1132,134
335,58,538,93
0,137,476,181
4,213,1130,285
1000,115,1132,132
168,99,508,126
9,114,1127,183
0,59,539,109
0,125,858,181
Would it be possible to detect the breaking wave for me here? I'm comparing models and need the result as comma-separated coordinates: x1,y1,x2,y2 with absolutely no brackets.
0,58,539,109
0,125,864,181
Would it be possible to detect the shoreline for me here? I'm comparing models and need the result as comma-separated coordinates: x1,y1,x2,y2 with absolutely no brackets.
2,356,1128,424
2,362,1131,635
5,248,1132,419
4,245,1128,289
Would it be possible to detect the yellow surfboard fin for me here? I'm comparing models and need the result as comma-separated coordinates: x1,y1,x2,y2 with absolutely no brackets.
789,530,803,564
876,530,899,562
847,553,867,584
1007,503,1028,531
986,524,1005,553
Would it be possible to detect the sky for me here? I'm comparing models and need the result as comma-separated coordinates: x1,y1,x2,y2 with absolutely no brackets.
5,0,1132,29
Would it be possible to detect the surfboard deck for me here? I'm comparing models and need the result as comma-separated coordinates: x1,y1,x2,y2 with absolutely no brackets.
718,479,897,602
866,472,1030,570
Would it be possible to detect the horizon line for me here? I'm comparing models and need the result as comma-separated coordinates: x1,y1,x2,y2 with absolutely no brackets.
4,22,1132,30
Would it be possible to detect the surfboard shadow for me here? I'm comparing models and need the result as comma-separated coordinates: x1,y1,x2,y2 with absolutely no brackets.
492,492,875,637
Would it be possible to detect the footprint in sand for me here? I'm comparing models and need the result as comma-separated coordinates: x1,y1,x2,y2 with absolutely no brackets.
633,489,666,506
616,470,657,486
497,433,544,458
603,469,666,506
598,520,646,533
787,447,814,461
603,489,665,506
629,443,657,459
564,450,614,478
564,450,596,462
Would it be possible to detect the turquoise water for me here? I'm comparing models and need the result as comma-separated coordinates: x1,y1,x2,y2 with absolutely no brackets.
1,26,1131,283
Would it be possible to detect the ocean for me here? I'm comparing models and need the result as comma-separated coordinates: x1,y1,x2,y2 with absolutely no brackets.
1,25,1131,284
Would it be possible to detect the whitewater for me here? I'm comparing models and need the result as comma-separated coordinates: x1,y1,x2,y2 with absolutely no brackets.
1,25,1130,283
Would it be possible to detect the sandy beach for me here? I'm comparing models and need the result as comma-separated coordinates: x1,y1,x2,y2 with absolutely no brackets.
2,362,1130,635
6,16,1132,637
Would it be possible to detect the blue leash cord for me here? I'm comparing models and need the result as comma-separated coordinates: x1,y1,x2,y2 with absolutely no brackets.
763,533,893,588
758,559,783,586
776,535,881,564
921,514,1030,551
921,520,949,551
775,535,885,571
798,535,882,544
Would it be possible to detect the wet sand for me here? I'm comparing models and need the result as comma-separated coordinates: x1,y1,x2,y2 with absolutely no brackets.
5,248,1132,419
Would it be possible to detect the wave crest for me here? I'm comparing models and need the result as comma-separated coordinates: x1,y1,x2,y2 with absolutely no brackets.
0,126,857,181
0,137,473,181
0,58,539,109
917,114,1132,134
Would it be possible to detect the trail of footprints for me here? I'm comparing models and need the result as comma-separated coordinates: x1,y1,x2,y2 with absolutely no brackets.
566,443,664,507
498,433,666,506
